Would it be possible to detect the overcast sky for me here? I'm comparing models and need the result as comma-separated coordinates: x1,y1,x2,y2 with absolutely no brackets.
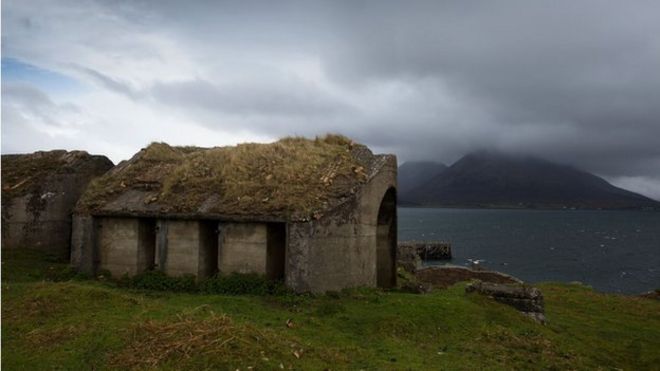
2,0,660,199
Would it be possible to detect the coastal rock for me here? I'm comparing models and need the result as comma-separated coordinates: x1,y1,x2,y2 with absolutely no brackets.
466,281,546,323
397,243,422,273
399,241,452,261
639,289,660,300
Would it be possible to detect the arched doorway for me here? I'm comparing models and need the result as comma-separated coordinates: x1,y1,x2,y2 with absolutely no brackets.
376,187,397,288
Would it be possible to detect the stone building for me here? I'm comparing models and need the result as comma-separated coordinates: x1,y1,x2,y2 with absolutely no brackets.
2,150,114,259
71,136,397,293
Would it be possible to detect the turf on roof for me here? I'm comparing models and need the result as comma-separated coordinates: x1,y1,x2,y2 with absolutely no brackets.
2,150,110,198
77,135,374,221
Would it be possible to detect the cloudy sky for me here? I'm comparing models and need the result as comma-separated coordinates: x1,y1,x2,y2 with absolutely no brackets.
2,0,660,199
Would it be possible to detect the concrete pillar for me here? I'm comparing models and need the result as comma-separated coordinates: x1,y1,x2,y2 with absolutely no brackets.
71,215,97,275
97,217,155,277
163,220,217,279
218,223,268,274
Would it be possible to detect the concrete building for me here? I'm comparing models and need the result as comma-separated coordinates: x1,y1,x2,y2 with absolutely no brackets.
1,150,113,259
71,136,397,293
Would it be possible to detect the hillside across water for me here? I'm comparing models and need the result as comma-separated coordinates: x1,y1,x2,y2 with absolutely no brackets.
399,151,659,210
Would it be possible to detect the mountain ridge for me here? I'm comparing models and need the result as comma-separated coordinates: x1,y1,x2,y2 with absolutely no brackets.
399,151,659,209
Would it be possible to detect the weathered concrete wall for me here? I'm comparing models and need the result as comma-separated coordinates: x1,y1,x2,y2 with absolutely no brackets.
2,151,113,259
162,220,217,279
97,217,155,277
286,155,397,293
73,217,215,279
70,215,96,274
218,223,268,274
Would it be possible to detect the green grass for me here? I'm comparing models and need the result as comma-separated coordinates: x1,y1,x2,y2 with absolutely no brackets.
2,249,659,370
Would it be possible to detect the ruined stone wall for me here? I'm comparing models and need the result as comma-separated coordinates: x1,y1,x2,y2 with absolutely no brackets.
1,151,113,259
67,152,396,292
286,156,397,293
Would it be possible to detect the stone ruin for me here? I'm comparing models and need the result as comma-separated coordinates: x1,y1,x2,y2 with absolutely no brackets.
70,136,398,293
2,150,113,259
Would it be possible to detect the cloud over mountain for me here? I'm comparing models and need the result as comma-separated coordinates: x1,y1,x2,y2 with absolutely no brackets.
3,0,660,198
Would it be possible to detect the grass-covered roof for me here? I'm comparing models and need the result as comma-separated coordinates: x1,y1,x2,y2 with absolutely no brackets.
76,135,387,221
2,150,113,198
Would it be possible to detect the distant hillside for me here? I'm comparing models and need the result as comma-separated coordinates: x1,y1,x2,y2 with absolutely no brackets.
401,151,659,209
397,161,447,202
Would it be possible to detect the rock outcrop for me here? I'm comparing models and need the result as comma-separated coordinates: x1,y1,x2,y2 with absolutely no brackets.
399,241,452,261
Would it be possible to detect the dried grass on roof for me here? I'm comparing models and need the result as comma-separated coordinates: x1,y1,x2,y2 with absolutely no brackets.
1,151,107,197
77,135,371,220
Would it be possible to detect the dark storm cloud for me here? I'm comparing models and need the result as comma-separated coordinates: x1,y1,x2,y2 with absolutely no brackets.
3,0,660,197
317,1,660,168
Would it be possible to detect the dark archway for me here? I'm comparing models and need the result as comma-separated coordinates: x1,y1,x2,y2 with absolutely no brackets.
376,187,397,288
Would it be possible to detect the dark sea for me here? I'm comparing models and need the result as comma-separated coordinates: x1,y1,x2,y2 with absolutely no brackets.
398,207,660,294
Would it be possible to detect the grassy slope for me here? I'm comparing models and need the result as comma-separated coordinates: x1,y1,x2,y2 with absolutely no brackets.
2,250,659,370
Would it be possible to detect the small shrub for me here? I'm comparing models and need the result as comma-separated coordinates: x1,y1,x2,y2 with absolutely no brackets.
200,273,291,296
314,301,346,317
325,290,341,299
74,271,92,281
129,270,197,292
266,292,314,311
45,266,79,282
116,273,132,288
96,269,112,281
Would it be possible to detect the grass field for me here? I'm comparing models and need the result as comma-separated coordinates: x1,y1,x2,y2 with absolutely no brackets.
2,249,659,370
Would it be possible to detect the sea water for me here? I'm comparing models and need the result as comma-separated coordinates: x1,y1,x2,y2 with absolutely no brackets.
398,207,660,294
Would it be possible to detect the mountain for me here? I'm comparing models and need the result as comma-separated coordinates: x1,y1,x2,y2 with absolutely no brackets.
397,161,447,204
401,151,659,209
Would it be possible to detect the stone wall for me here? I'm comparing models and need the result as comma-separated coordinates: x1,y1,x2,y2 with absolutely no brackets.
2,151,113,259
286,155,397,293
